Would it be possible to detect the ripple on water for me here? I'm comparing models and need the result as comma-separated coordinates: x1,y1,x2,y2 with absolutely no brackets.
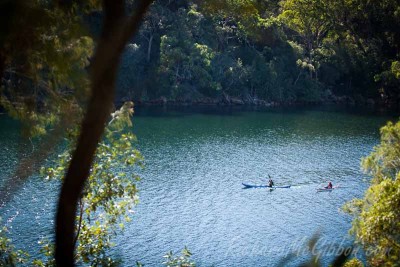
0,108,393,266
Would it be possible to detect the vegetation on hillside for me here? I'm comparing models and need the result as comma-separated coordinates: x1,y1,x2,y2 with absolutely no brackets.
344,120,400,266
112,0,400,106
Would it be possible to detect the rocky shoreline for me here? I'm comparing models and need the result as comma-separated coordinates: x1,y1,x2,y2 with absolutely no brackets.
124,90,381,108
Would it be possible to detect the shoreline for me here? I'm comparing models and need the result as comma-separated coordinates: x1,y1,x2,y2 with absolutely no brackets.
120,97,388,109
118,90,392,108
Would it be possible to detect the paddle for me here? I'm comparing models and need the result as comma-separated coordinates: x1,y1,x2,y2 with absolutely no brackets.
267,174,275,187
260,174,271,186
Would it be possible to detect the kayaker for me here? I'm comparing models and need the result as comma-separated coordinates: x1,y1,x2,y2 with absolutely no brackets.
325,181,333,189
268,175,274,187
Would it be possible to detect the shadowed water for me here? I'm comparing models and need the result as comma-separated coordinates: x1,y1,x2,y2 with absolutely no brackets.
0,106,395,266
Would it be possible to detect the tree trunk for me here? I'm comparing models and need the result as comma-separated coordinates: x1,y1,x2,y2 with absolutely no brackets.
55,1,153,266
147,34,153,62
0,52,5,83
308,39,313,79
294,70,302,86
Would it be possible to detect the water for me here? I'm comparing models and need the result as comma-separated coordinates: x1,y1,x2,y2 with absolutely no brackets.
0,106,395,266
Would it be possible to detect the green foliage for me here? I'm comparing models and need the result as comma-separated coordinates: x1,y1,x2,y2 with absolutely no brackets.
343,258,364,267
120,1,319,103
112,0,400,105
356,177,400,266
391,61,400,80
346,120,400,266
37,102,144,266
362,121,400,183
162,247,195,267
0,223,29,266
0,0,95,137
3,0,400,116
156,5,220,99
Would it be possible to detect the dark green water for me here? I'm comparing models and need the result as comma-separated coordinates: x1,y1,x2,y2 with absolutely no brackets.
0,106,396,266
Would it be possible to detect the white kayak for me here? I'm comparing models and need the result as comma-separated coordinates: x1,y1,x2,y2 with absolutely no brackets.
316,186,339,192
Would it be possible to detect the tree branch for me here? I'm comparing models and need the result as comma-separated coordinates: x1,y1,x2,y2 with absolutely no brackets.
73,199,84,249
55,0,153,266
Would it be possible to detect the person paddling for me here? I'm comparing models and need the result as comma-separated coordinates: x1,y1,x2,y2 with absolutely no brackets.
268,175,274,187
325,181,333,189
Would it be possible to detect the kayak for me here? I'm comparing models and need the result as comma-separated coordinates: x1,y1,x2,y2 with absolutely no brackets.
242,183,291,189
316,186,339,192
316,188,334,192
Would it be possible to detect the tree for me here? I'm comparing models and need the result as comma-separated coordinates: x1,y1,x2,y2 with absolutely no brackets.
157,4,219,99
279,0,332,81
343,258,364,267
1,0,154,265
54,1,153,265
0,0,96,205
140,2,167,63
345,120,400,266
162,247,196,267
33,102,143,266
0,222,28,266
321,0,400,103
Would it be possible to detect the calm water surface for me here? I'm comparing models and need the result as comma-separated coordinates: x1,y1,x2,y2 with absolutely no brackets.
0,106,395,266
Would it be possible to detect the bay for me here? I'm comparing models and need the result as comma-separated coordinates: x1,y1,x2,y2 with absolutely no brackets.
0,106,395,266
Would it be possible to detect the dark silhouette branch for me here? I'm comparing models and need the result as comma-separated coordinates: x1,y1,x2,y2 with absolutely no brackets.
0,52,5,84
55,0,153,266
73,199,84,249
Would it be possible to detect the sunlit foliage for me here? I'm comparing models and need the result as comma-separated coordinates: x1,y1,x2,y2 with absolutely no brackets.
343,258,364,267
34,102,144,266
0,223,28,267
345,120,400,266
162,247,196,267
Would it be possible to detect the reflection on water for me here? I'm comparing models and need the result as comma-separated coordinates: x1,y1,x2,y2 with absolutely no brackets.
0,106,395,266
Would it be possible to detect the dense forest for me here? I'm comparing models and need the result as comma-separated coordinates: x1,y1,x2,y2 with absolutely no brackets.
99,0,400,107
1,0,400,109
